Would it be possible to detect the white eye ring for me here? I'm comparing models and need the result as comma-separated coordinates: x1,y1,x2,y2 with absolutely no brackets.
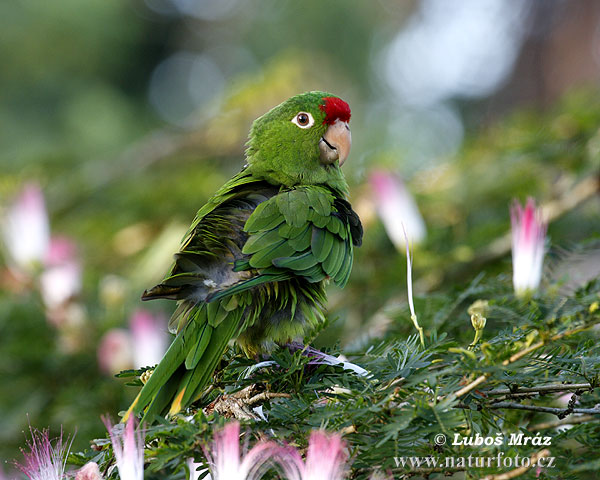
291,111,314,129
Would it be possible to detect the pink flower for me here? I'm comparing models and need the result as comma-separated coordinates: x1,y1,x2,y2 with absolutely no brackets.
129,309,168,368
14,427,72,480
103,416,144,480
97,328,133,375
510,198,546,297
203,422,280,480
369,170,426,249
278,431,350,480
75,462,103,480
40,237,82,310
1,184,83,323
2,183,50,274
97,309,168,375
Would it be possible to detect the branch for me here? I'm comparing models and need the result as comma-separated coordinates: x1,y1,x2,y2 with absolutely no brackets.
246,392,291,406
479,402,600,416
530,414,599,431
455,375,488,398
455,322,596,397
481,449,551,480
466,176,599,271
423,175,600,292
392,466,466,478
485,383,593,396
204,384,290,420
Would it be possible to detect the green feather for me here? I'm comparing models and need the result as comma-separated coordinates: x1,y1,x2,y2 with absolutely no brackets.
272,251,318,270
311,227,334,263
287,225,312,251
327,216,345,237
305,187,333,216
185,322,213,369
308,208,329,228
249,239,296,268
242,229,282,254
334,242,353,287
323,238,346,278
295,264,326,283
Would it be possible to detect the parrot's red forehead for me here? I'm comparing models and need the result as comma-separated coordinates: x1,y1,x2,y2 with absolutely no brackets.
319,97,351,125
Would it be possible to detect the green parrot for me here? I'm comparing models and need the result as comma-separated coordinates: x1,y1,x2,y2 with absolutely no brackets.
124,91,362,423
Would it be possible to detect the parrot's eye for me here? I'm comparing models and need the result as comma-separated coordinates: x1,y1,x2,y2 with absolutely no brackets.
292,111,314,129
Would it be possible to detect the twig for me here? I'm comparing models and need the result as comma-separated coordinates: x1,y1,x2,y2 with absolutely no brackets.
485,383,593,396
531,414,598,431
471,176,598,269
422,175,600,292
53,129,190,215
454,321,596,397
393,466,466,477
481,402,600,416
205,384,290,420
340,425,357,435
246,392,291,406
481,449,551,480
455,375,488,397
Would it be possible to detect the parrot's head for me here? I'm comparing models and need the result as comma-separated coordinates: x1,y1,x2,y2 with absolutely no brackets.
246,91,352,192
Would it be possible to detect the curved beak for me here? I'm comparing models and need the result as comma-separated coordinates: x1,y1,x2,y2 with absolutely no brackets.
319,120,351,166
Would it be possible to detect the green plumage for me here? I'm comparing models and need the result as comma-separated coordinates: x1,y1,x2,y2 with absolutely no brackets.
124,91,362,423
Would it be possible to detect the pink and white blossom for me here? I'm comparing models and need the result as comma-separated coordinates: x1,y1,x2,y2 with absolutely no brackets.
14,427,72,480
97,328,133,375
510,198,547,297
75,462,103,480
103,416,145,480
277,430,349,480
97,309,168,375
369,170,426,249
129,309,168,368
203,422,280,480
40,237,82,310
2,183,50,274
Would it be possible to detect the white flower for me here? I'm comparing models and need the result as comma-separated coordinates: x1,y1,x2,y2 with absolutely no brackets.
103,416,145,480
2,183,50,273
510,198,546,297
370,170,426,249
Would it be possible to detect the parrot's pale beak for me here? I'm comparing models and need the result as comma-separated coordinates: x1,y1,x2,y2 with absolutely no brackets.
319,120,351,166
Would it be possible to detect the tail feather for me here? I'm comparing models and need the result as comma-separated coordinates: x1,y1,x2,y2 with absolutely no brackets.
124,302,242,423
141,284,188,301
122,316,202,421
141,369,185,424
177,312,241,411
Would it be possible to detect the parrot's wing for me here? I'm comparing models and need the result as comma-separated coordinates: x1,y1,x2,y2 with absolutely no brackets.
141,169,281,331
207,185,362,303
179,168,264,250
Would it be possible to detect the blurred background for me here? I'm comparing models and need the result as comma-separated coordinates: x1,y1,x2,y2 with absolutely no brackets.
1,0,599,468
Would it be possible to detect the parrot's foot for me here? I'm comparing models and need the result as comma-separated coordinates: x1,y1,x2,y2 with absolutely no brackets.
284,342,371,377
204,384,290,421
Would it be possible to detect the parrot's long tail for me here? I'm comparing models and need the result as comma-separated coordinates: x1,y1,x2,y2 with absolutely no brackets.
123,303,242,424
